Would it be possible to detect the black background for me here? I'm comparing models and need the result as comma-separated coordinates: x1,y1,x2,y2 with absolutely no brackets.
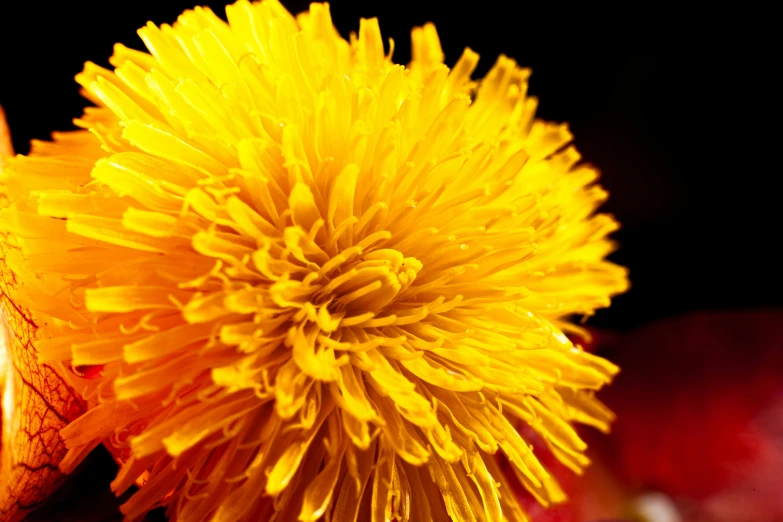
1,1,778,331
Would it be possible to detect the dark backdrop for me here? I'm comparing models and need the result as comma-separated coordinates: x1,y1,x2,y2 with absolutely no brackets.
0,2,776,329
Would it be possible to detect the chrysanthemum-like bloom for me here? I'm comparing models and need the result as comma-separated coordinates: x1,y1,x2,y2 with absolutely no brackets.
0,1,628,520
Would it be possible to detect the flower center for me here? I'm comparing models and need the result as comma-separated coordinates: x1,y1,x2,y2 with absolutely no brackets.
317,249,422,315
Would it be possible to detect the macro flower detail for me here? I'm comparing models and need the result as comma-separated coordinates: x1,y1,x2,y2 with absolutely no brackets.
0,1,628,520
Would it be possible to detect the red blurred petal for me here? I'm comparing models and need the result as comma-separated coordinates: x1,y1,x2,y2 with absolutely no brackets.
589,309,783,518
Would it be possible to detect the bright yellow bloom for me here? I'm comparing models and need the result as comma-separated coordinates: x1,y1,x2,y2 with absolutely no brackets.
0,1,628,520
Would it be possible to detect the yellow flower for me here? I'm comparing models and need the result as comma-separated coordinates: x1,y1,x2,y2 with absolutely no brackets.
0,1,628,521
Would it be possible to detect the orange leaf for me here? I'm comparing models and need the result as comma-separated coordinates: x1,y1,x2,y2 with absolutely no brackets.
0,106,86,521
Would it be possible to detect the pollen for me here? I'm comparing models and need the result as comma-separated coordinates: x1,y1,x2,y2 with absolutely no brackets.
0,2,628,521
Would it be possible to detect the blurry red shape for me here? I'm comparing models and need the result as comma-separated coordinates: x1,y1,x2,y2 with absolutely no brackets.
586,309,783,520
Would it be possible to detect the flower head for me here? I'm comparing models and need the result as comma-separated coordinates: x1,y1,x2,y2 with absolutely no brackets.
0,1,628,520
